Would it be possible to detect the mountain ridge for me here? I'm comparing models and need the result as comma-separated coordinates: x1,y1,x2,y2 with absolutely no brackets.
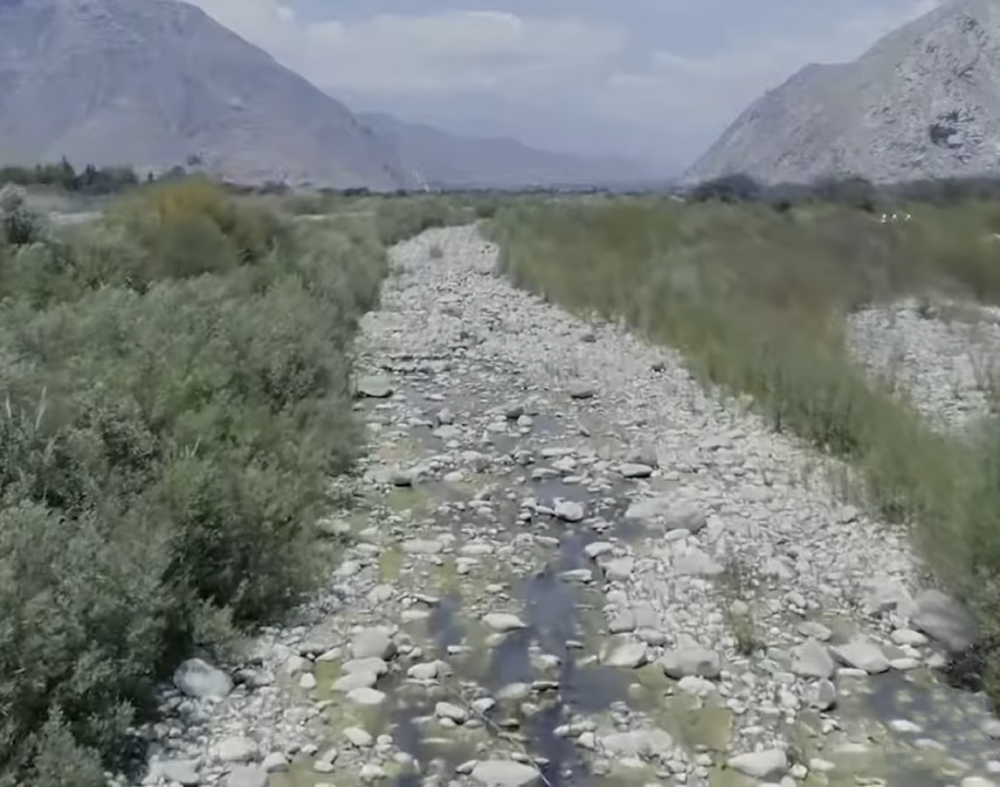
0,0,414,189
357,111,651,190
0,0,649,191
684,0,1000,184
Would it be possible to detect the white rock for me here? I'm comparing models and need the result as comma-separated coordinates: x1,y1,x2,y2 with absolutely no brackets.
483,612,527,632
225,766,268,787
890,628,929,647
659,647,721,679
554,500,585,522
212,736,258,764
889,719,923,734
350,628,395,660
832,637,890,674
470,760,540,787
262,753,289,773
173,658,232,700
435,701,469,723
585,541,615,559
603,640,648,669
792,638,835,679
151,760,200,786
333,671,379,692
347,687,387,706
726,749,788,780
344,727,374,747
619,463,654,478
961,778,998,787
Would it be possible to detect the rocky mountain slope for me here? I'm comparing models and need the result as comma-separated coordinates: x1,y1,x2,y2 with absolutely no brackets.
0,0,414,189
685,0,1000,184
359,112,649,190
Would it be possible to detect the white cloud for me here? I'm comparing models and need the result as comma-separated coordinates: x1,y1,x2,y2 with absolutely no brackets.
590,0,943,153
191,0,303,55
303,12,626,96
184,0,945,165
187,2,626,98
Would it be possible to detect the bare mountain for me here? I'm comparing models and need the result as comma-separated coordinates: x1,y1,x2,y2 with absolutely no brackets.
0,0,414,189
685,0,1000,185
359,112,650,190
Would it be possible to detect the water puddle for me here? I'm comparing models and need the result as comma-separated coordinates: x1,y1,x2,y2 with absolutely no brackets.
865,669,999,780
760,611,1000,786
344,374,668,785
427,594,464,649
528,703,597,787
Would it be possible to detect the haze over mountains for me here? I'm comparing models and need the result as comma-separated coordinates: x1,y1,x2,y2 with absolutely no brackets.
0,0,650,190
358,112,650,191
686,0,1000,185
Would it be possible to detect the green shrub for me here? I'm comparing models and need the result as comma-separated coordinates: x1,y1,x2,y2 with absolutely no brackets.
0,184,48,246
0,159,140,196
0,179,390,784
373,195,490,246
102,178,289,289
688,173,762,204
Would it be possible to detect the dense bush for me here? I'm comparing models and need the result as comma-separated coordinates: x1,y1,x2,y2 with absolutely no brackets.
371,194,514,245
684,172,1000,213
688,173,762,204
0,184,48,246
373,196,467,245
0,159,140,196
0,180,387,784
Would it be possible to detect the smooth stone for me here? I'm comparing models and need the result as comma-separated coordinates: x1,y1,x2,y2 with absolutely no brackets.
727,749,789,780
356,376,393,398
659,647,721,679
347,687,387,706
470,759,540,787
483,612,527,632
832,637,890,674
173,658,232,700
225,766,268,787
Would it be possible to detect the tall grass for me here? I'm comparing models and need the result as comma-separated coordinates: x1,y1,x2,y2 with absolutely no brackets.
491,197,1000,696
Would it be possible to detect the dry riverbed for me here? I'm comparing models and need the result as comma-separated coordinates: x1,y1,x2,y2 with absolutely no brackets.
846,297,1000,435
132,226,997,787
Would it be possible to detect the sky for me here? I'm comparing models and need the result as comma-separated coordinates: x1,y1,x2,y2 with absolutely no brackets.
188,0,943,174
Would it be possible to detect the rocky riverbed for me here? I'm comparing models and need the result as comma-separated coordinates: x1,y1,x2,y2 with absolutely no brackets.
132,225,997,787
846,297,1000,436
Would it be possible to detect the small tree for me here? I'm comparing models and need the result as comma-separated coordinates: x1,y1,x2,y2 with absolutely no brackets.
0,184,47,245
689,173,762,204
809,175,882,213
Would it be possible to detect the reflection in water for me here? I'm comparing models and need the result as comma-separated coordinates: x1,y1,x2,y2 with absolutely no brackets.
428,594,463,649
523,567,579,659
867,669,999,779
391,703,428,763
386,406,652,785
494,562,630,785
528,703,596,787
488,628,534,688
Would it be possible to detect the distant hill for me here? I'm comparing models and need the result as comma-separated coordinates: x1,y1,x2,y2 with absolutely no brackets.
0,0,414,190
358,112,651,190
685,0,1000,184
